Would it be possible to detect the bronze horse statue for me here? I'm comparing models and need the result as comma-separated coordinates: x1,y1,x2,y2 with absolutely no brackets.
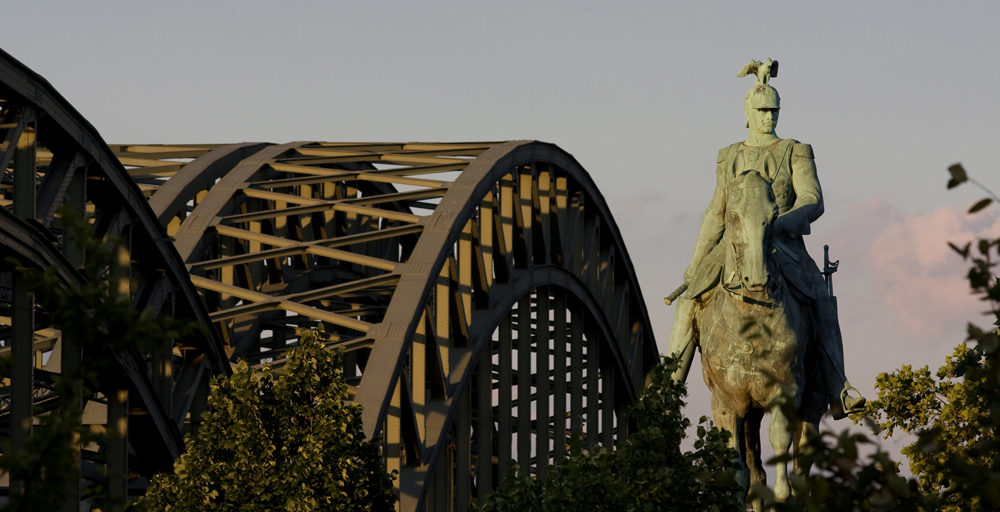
695,169,825,507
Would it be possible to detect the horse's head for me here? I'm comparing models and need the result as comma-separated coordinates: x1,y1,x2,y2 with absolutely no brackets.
725,170,779,293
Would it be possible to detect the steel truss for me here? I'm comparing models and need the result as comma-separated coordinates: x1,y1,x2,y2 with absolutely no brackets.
0,49,657,512
0,48,230,504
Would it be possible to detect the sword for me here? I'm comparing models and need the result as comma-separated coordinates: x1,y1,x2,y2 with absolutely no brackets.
822,244,839,296
663,282,688,306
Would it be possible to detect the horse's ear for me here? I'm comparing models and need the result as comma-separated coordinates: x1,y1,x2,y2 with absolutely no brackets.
733,149,745,177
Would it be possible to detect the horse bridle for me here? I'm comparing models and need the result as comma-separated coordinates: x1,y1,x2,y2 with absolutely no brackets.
722,277,781,309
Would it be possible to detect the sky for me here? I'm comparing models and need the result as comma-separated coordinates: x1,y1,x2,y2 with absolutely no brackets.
5,0,999,478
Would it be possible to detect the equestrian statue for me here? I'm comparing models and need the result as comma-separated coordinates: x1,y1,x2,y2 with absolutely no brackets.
664,59,866,505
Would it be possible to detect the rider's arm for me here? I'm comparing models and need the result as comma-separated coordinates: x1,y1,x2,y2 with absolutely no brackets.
776,142,823,237
684,148,728,281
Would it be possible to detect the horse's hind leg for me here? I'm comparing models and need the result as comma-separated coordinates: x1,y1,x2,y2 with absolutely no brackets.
713,408,748,500
793,419,820,478
768,404,793,501
743,409,765,512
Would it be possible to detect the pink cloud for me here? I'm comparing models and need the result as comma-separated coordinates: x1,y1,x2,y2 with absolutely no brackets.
613,189,664,226
833,197,1000,344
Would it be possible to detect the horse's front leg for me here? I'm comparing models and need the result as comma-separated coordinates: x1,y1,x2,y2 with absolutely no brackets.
768,405,793,501
744,409,766,512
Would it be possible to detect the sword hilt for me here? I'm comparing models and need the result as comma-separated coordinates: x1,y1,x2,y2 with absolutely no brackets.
664,283,689,306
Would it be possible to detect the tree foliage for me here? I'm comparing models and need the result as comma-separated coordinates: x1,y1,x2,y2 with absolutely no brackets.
477,356,743,512
134,326,397,512
865,341,999,505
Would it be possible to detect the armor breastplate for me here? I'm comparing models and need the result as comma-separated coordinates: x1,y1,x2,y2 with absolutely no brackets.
730,139,797,214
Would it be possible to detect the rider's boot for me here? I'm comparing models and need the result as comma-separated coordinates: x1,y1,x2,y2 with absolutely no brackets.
667,297,697,384
828,380,866,420
815,295,867,419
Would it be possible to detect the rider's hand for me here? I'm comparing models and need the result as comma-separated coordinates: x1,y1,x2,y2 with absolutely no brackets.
773,212,808,238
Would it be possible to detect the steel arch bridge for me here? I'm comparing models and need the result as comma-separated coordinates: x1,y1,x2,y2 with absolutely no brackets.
0,49,657,511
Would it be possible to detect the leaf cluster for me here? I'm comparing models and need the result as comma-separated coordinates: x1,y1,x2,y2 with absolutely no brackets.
862,321,1000,510
477,356,743,512
134,327,397,512
947,163,999,215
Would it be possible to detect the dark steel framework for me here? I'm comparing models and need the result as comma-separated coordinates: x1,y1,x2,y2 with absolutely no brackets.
0,49,657,512
0,49,230,506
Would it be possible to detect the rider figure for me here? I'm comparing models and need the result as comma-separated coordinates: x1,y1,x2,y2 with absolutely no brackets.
667,59,865,419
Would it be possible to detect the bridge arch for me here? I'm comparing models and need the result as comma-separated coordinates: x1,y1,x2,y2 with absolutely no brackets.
0,49,657,511
119,139,657,510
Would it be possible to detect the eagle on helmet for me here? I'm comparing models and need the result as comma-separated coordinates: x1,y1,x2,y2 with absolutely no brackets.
738,58,778,85
738,58,780,126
